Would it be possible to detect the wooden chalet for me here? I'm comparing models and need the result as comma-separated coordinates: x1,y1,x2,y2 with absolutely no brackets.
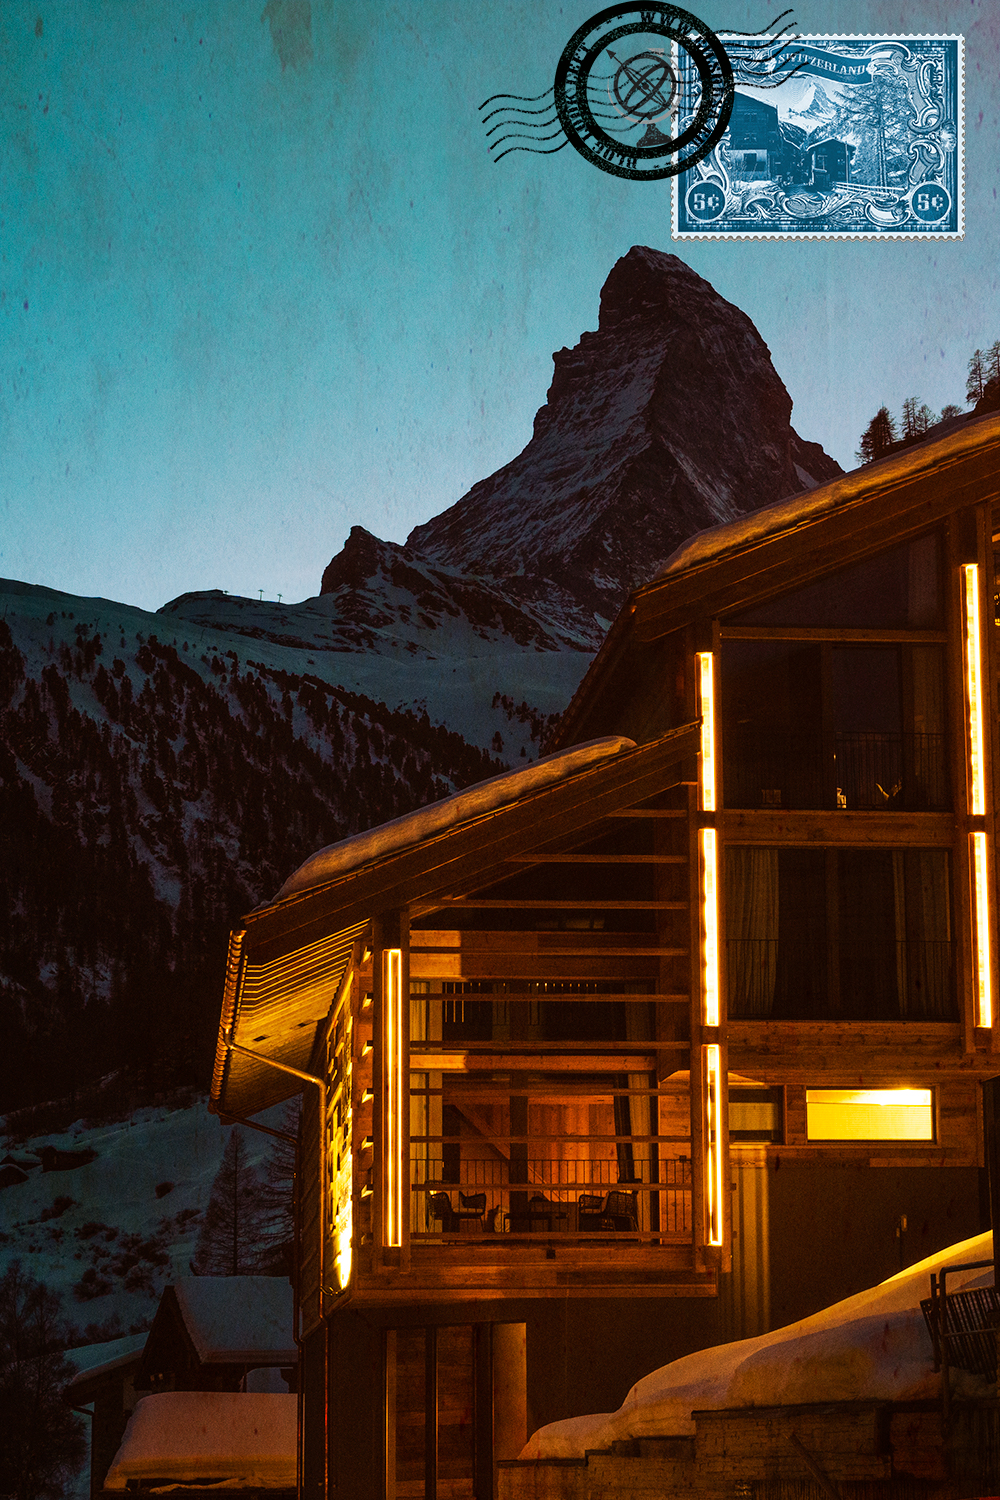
208,409,1000,1499
135,1277,296,1394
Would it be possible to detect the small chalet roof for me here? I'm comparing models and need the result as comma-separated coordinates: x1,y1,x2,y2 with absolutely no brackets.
65,1333,147,1400
138,1279,295,1384
173,1278,295,1364
104,1391,296,1489
211,725,698,1119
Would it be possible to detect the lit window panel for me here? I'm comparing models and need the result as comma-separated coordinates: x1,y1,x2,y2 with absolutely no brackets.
704,1045,724,1247
700,828,720,1028
971,831,993,1029
805,1088,934,1141
384,948,404,1248
696,651,716,812
962,563,986,816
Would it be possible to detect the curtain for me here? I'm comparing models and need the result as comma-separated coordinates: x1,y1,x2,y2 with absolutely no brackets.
725,847,779,1018
892,849,953,1019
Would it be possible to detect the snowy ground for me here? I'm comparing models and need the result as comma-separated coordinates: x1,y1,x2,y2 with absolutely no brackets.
0,1095,284,1343
523,1231,996,1459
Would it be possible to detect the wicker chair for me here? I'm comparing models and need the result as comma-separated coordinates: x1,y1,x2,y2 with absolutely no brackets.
428,1192,458,1232
601,1189,639,1232
578,1193,606,1232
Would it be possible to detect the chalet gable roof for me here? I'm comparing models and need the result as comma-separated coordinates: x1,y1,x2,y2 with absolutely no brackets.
210,725,698,1119
137,1279,295,1387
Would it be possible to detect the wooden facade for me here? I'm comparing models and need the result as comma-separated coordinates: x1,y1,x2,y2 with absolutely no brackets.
209,411,1000,1498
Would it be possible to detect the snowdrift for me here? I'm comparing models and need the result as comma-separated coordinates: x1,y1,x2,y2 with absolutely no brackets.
522,1231,994,1459
104,1392,296,1488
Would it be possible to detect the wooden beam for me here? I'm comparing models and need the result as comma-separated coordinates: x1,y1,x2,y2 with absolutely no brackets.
425,898,688,910
721,810,955,845
503,854,687,864
720,625,948,643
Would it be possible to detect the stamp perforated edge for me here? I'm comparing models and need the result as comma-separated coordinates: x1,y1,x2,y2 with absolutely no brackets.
670,33,965,242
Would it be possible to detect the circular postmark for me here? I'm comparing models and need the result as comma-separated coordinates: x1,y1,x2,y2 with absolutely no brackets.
554,3,734,181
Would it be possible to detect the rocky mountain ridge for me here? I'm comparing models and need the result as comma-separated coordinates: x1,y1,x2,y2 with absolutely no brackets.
330,247,841,630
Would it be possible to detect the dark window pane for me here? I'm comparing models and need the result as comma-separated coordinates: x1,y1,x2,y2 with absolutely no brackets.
726,847,955,1021
731,534,942,628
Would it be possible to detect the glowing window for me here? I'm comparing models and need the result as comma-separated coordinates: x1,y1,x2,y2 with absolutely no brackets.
805,1088,933,1141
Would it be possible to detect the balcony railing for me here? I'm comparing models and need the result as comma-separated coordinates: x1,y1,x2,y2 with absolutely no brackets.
727,937,955,1021
410,1156,692,1240
723,730,949,811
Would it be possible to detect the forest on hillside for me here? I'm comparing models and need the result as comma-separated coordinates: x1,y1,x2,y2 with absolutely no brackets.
0,617,501,1115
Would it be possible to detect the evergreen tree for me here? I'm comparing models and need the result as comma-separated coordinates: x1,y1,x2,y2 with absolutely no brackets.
986,340,1000,384
900,397,935,439
0,1262,86,1500
191,1129,271,1276
855,405,898,464
831,71,914,187
259,1103,300,1270
967,349,986,403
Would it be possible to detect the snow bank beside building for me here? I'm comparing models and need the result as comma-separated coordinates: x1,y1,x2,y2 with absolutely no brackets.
522,1231,994,1459
104,1392,296,1488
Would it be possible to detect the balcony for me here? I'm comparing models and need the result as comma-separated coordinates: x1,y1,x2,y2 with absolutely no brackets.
410,1156,693,1242
727,936,955,1022
723,729,950,812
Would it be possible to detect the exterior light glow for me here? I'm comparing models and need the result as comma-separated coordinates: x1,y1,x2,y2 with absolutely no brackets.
971,832,993,1029
384,948,403,1248
696,651,716,812
704,1045,724,1247
962,564,986,816
700,828,720,1028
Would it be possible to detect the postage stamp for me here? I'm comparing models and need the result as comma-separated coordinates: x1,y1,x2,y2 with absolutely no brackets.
672,35,963,239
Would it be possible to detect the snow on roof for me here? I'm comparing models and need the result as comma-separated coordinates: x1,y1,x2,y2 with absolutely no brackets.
273,735,636,900
522,1231,995,1460
104,1392,296,1489
652,410,1000,585
173,1278,295,1364
65,1332,147,1389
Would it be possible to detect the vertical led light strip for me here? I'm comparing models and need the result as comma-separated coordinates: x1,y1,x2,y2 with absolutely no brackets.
383,948,403,1247
700,828,720,1028
962,563,986,816
704,1044,724,1247
971,832,993,1029
696,651,716,812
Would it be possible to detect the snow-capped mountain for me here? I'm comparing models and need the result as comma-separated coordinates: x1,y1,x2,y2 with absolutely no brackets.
401,247,840,626
1,246,839,1117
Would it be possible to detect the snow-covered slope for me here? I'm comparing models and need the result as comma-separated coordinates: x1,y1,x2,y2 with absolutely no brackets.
1,577,586,1111
0,1096,250,1339
523,1231,995,1459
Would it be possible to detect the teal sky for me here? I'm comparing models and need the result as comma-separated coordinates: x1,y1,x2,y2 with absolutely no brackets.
2,0,998,613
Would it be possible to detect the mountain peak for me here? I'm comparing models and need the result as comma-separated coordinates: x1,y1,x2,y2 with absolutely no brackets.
596,246,722,329
398,247,840,624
